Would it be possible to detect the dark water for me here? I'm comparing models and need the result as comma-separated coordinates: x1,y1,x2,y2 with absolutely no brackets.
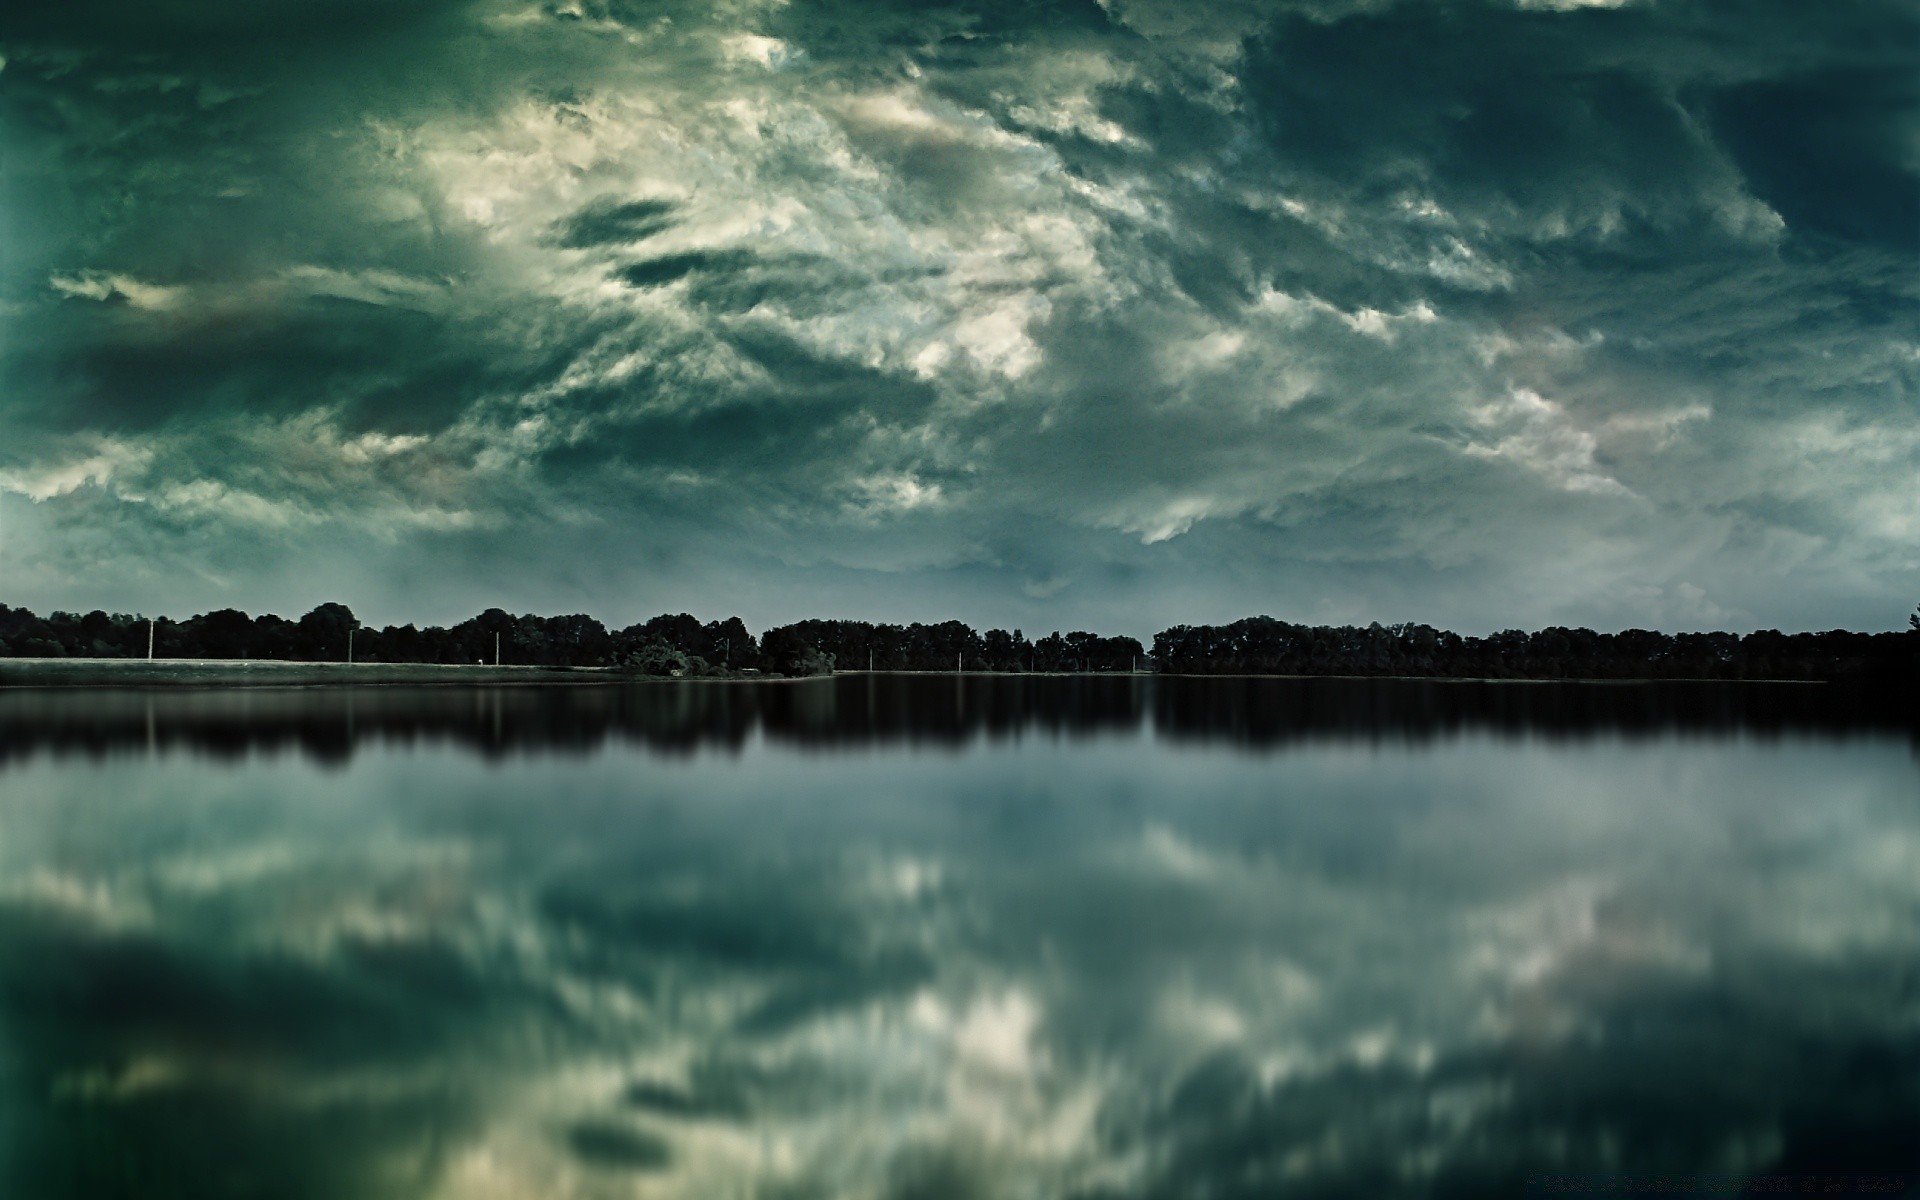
1,677,1915,1199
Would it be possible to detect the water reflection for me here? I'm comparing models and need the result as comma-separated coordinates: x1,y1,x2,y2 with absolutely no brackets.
1,675,1911,767
0,680,1914,1198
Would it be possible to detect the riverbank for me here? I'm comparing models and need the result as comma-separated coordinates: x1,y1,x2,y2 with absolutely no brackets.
2,660,1861,688
0,659,616,688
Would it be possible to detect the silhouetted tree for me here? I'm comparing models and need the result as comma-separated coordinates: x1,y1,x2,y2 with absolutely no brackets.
758,626,834,676
296,603,358,661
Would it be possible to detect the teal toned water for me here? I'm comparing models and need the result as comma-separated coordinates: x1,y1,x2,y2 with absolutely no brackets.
1,678,1915,1198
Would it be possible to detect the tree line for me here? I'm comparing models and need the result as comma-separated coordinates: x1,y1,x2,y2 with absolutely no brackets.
0,604,1141,677
1152,615,1916,683
1,602,1914,681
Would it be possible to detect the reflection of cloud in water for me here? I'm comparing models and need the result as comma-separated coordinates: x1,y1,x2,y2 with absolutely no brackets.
0,697,1915,1197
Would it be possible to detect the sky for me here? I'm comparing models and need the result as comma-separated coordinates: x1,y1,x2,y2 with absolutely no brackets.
2,0,1915,637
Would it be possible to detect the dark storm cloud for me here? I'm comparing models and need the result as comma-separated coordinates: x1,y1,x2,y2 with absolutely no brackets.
551,196,680,248
1713,70,1920,254
1,0,1914,629
615,249,753,288
565,1121,673,1170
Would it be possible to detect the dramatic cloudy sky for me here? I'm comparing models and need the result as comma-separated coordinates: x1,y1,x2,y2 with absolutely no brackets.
2,0,1915,634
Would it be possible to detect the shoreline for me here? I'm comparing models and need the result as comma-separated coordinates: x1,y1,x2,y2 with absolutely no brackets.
0,659,616,689
0,659,1838,689
839,670,1828,684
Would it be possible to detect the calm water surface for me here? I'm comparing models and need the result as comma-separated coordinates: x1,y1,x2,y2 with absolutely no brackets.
1,678,1915,1198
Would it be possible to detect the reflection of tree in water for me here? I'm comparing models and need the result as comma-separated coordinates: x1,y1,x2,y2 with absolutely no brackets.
1151,676,1918,749
0,676,1912,768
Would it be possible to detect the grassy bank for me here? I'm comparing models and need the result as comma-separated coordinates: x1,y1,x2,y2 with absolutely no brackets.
0,658,615,688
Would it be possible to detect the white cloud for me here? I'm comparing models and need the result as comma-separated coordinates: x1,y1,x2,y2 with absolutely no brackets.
0,438,152,501
850,472,945,515
153,480,310,528
718,33,795,71
1514,0,1641,10
48,271,186,310
1463,388,1635,498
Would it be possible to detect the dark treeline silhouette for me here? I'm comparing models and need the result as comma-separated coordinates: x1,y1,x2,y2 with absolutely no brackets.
1154,615,1918,684
2,602,1914,682
761,619,1143,673
0,604,1143,677
0,603,755,674
1,675,1911,770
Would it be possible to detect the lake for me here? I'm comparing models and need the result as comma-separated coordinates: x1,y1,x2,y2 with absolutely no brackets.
1,677,1914,1198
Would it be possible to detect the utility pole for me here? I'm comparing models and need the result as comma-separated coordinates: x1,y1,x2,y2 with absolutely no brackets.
147,618,155,661
956,651,962,674
494,632,500,666
868,648,874,672
347,627,355,665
